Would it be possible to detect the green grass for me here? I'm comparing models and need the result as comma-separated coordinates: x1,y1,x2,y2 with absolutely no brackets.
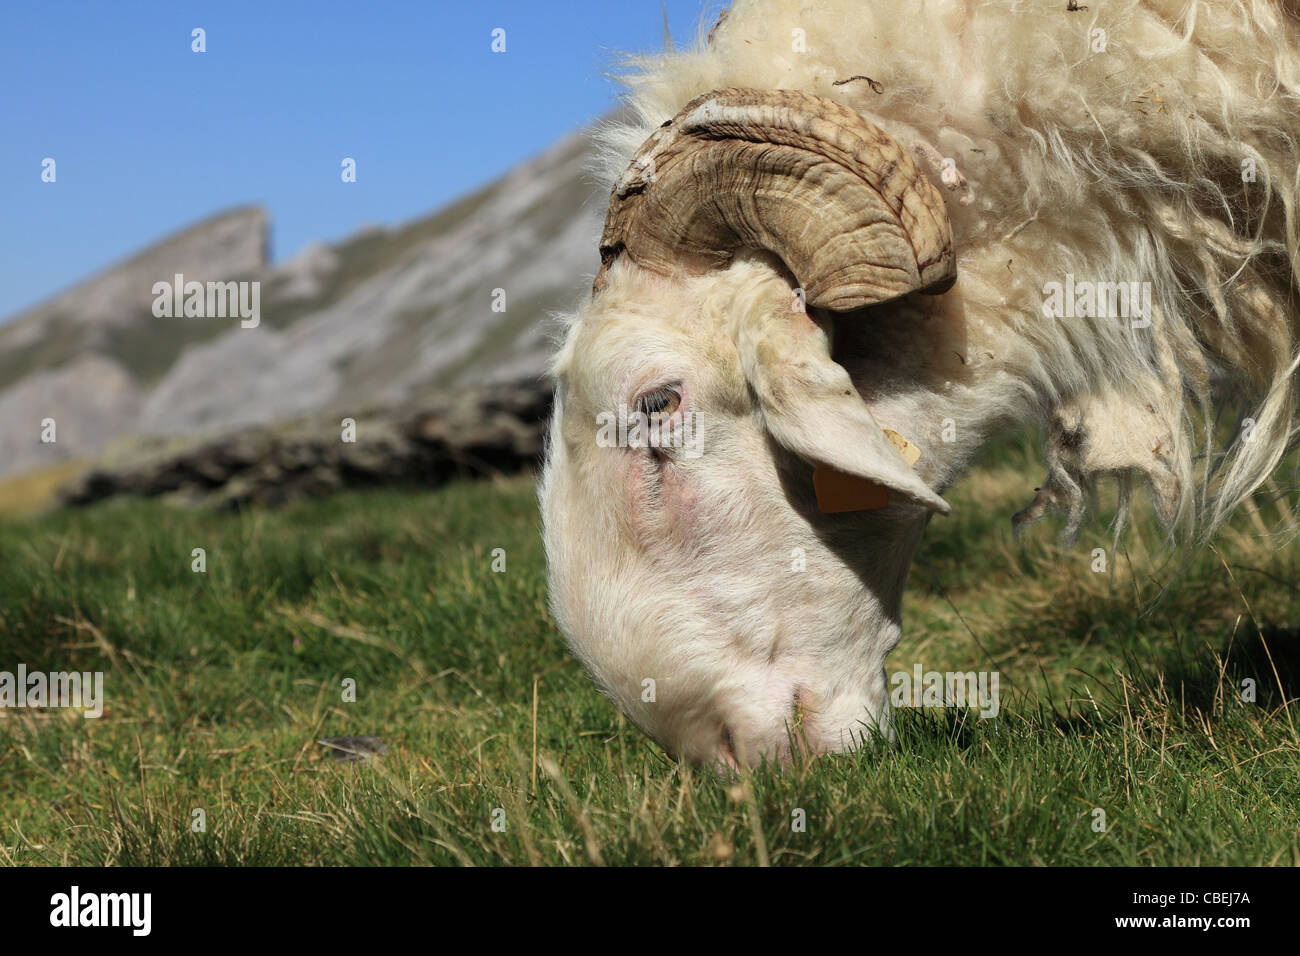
1,437,1298,866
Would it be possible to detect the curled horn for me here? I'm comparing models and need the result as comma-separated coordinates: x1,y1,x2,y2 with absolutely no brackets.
594,88,956,311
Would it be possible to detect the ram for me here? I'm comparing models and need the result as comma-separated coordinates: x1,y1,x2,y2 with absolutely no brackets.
539,0,1300,768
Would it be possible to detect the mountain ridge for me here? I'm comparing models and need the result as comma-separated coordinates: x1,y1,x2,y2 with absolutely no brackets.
0,121,608,480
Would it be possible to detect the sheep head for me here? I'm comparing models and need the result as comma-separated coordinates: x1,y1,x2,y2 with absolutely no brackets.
541,89,957,769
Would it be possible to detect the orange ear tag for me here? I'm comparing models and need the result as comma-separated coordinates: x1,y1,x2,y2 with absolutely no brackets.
813,429,921,514
814,465,890,512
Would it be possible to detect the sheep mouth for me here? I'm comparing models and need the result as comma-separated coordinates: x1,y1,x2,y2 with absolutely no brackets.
711,688,812,771
716,727,740,772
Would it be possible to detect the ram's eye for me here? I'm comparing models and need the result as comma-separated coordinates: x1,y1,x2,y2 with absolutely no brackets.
637,385,681,419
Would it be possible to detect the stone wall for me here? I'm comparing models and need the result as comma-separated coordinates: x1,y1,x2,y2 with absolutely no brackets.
59,380,552,508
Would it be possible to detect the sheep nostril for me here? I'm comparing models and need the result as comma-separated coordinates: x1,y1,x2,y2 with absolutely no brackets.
716,726,740,771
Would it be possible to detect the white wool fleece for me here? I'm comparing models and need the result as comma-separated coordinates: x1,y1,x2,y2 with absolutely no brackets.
593,0,1300,543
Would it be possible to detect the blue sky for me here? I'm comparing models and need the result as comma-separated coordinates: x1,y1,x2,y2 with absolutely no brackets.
0,0,720,319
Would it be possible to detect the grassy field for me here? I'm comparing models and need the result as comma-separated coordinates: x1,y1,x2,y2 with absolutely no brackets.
1,433,1298,866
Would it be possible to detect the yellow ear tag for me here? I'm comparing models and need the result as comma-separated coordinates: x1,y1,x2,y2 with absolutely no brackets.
813,429,921,514
883,428,921,467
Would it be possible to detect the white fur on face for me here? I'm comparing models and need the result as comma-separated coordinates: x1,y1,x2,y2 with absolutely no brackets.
541,261,932,768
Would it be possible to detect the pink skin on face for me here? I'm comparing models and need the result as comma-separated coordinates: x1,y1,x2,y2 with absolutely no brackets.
620,380,702,549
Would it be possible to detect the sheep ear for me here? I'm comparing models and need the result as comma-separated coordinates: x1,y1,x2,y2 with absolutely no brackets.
737,313,951,515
